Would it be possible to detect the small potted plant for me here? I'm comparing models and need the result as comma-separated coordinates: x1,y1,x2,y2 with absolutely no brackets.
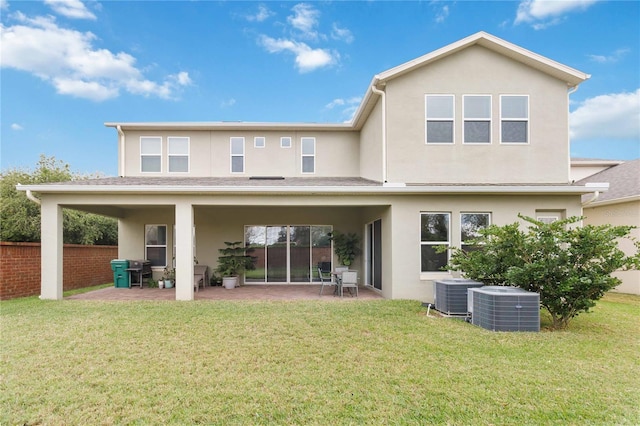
330,231,361,267
163,266,176,288
216,241,255,289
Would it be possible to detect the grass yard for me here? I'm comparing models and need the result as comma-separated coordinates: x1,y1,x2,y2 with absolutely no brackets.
1,292,639,425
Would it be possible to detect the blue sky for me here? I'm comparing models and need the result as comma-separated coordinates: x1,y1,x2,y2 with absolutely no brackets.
1,0,639,177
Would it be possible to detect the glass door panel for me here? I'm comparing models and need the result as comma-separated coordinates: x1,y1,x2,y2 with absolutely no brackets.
245,226,266,283
311,226,332,282
266,226,287,282
289,226,311,282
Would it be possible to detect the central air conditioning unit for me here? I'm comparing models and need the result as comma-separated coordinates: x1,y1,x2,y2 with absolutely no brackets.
468,286,540,332
434,279,484,315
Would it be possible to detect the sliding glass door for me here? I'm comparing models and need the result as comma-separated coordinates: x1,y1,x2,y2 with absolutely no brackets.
244,225,332,283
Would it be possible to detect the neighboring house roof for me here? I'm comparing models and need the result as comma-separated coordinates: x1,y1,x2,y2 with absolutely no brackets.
577,159,640,205
106,32,589,133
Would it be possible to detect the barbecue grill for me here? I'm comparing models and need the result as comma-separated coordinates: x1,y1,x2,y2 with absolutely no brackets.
126,259,152,288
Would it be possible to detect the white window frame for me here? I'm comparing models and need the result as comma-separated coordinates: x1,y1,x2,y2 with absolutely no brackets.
463,95,492,144
280,136,292,148
167,137,190,173
536,210,564,224
420,212,451,273
425,94,455,144
460,212,491,251
145,224,167,267
140,137,162,173
301,137,315,174
254,136,266,148
500,95,529,144
230,137,245,174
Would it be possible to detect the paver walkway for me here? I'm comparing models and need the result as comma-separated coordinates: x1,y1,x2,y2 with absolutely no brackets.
67,284,383,301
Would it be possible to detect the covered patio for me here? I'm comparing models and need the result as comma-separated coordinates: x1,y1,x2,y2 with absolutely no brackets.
67,284,383,301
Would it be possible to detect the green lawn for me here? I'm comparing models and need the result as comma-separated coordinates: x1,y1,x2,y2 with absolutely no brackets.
1,292,638,425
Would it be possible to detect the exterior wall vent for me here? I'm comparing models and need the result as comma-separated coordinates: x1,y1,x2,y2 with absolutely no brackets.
434,279,484,315
468,286,540,332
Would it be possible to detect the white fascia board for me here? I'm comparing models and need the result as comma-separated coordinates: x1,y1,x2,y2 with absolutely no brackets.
584,195,640,208
17,183,609,196
104,122,354,132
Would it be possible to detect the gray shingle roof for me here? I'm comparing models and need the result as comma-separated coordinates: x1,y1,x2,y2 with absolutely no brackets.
577,159,640,203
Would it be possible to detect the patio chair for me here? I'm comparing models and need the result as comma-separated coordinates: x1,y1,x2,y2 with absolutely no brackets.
339,270,358,297
318,267,335,296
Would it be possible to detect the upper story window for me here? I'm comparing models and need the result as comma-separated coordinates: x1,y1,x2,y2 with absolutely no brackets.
281,137,292,148
230,137,245,173
140,137,162,173
254,137,265,148
463,95,491,144
425,95,454,144
167,137,189,173
301,137,315,174
501,95,529,144
420,212,450,272
461,213,491,252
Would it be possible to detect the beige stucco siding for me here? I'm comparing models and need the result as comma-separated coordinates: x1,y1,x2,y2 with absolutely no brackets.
359,99,384,181
384,45,571,184
122,130,360,178
583,200,640,295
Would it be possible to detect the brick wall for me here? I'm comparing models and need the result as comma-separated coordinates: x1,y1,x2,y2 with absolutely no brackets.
0,242,118,300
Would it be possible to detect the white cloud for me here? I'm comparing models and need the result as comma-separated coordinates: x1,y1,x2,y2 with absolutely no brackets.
588,48,630,64
258,35,337,73
331,23,354,44
11,123,24,131
44,0,97,20
221,98,236,108
570,89,640,140
287,3,321,40
0,12,190,101
435,5,450,23
325,96,361,120
0,0,9,11
515,0,599,29
246,4,273,22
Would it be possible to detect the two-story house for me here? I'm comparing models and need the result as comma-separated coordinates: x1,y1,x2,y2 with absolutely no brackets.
20,32,607,301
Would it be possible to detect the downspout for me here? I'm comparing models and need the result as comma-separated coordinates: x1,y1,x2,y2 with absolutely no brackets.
117,125,125,177
582,190,600,206
371,79,387,183
21,186,41,205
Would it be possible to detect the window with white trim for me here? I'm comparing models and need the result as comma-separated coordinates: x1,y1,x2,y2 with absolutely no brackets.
145,224,167,267
230,137,245,173
536,210,564,224
301,137,315,174
426,95,454,144
461,213,491,252
420,212,450,272
140,137,162,173
463,95,491,143
501,95,529,143
254,136,265,148
168,137,189,173
280,137,292,148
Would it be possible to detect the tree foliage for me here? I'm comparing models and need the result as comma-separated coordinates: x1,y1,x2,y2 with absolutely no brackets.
447,215,640,330
0,155,117,245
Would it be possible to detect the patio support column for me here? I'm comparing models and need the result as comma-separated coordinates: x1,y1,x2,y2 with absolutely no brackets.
174,201,194,301
41,199,63,300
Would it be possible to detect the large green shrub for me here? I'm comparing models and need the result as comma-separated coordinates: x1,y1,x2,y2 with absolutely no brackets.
447,215,639,329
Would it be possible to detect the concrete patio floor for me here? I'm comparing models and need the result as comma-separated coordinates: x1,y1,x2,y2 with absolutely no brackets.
66,284,383,301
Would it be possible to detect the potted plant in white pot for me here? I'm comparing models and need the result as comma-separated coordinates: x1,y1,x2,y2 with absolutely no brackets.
163,266,175,288
330,231,361,268
216,241,255,289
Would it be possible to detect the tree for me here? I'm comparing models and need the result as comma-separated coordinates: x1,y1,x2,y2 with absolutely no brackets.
0,155,117,245
446,215,640,330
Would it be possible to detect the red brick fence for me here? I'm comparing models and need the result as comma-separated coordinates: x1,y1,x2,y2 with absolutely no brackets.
0,242,118,300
